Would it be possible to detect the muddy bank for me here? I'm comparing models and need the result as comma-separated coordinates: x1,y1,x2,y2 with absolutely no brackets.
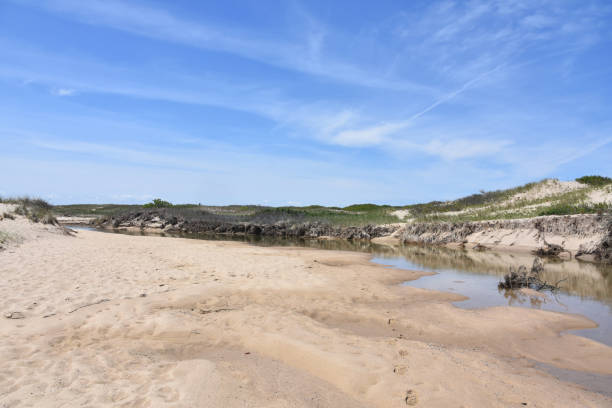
401,214,612,263
93,210,402,240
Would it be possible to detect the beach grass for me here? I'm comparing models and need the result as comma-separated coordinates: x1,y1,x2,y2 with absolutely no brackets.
0,196,58,225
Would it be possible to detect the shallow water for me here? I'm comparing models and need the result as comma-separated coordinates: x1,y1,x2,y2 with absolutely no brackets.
372,251,612,346
85,228,612,346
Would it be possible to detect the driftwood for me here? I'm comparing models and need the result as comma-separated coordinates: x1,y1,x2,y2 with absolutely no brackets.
498,258,566,291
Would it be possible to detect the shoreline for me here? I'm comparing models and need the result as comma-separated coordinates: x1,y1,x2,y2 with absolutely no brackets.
59,211,612,264
69,222,609,266
2,227,612,406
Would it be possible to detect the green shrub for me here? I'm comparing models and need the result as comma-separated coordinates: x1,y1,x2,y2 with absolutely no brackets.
143,198,173,208
576,175,612,187
537,202,611,216
343,203,384,212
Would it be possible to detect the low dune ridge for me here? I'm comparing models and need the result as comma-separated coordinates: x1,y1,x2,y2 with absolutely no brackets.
1,212,612,406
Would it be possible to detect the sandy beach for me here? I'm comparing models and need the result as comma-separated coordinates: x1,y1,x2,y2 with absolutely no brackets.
1,221,612,407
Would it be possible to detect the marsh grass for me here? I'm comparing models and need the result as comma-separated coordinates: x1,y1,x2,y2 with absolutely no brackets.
53,204,142,217
100,205,399,227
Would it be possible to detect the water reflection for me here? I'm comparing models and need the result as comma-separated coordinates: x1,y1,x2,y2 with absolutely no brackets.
369,245,612,346
375,244,612,303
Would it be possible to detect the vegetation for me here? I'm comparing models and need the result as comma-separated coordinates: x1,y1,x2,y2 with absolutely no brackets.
403,181,541,219
4,175,610,227
270,205,397,226
143,198,174,208
0,196,52,210
343,203,390,212
0,196,57,225
399,178,611,222
53,204,142,217
576,175,612,187
537,202,610,216
96,204,400,227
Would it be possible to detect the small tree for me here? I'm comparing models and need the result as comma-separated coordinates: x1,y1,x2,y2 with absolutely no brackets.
143,198,173,208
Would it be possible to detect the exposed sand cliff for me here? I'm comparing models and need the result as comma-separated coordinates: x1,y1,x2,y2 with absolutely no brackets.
400,214,612,262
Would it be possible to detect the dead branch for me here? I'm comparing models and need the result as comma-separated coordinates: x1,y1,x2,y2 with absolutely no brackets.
498,258,565,292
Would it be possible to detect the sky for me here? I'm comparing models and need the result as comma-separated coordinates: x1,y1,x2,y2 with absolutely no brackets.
1,0,611,206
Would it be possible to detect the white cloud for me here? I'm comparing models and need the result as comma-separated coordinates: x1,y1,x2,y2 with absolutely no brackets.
52,88,76,96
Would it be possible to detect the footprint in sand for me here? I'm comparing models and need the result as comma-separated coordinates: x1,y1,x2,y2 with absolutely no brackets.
157,385,180,402
405,389,418,405
393,365,407,375
4,311,25,319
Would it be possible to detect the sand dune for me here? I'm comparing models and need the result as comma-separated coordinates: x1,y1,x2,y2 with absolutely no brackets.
1,224,612,407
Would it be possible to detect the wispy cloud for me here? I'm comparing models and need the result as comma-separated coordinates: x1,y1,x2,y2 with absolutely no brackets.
390,0,610,81
332,122,405,147
0,44,354,134
420,138,512,160
327,64,505,150
21,0,431,93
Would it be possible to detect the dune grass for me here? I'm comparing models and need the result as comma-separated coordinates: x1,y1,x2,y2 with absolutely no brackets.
0,196,58,225
408,182,611,222
20,175,612,227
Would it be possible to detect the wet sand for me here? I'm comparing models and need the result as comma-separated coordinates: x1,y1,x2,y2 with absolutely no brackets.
2,229,612,407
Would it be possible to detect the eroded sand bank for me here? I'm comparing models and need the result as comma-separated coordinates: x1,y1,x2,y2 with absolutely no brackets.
1,229,612,407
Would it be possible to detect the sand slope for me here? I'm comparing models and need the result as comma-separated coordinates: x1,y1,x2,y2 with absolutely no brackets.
1,226,612,407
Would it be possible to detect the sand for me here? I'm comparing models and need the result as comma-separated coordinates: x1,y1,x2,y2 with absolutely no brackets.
1,221,612,406
393,179,611,222
508,179,586,203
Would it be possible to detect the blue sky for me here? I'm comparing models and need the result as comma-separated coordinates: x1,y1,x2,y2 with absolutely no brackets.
1,0,611,205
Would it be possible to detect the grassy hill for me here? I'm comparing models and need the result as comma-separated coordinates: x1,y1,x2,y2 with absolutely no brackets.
401,176,612,222
42,175,612,225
